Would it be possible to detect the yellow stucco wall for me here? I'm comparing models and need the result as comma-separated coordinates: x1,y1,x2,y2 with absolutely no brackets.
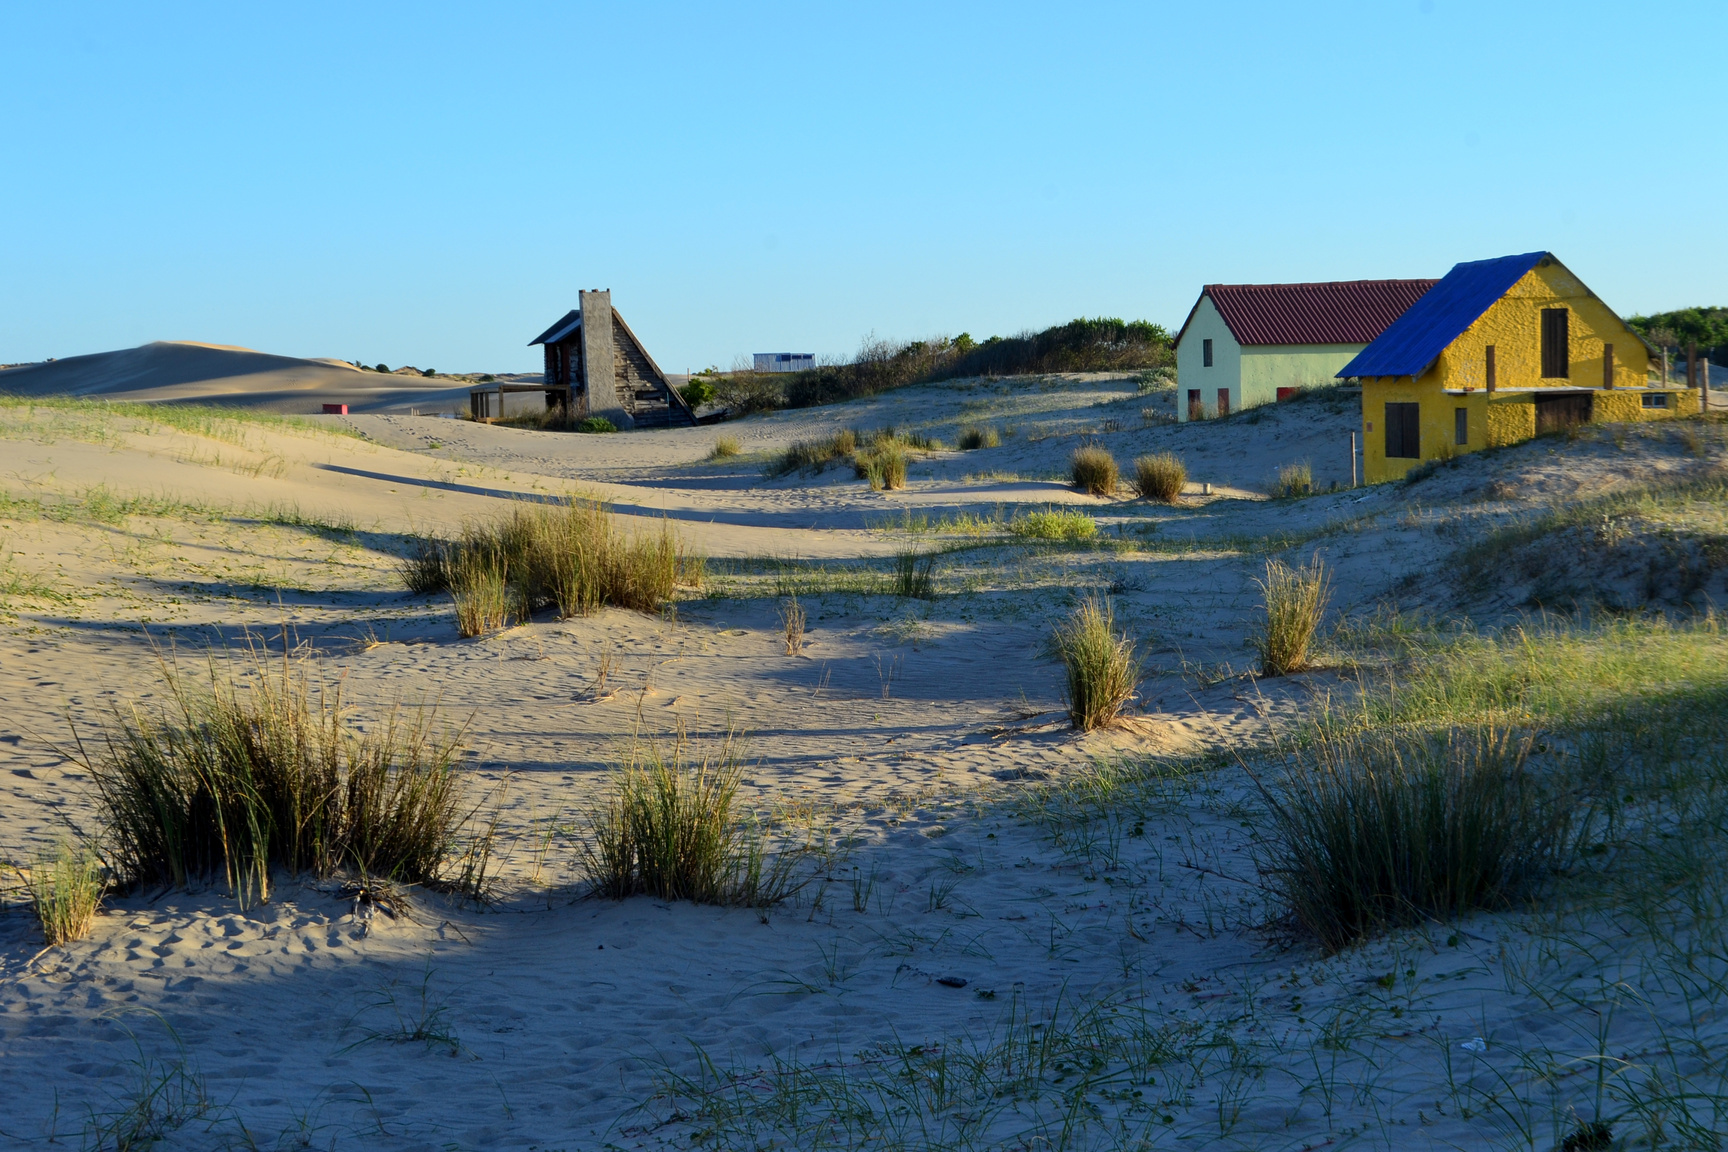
1358,257,1693,483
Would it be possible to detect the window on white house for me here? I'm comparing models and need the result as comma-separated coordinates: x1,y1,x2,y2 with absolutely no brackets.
1202,339,1213,367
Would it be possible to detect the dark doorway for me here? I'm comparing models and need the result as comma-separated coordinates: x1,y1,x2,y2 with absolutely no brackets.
1535,391,1592,434
1385,402,1421,459
1188,389,1203,421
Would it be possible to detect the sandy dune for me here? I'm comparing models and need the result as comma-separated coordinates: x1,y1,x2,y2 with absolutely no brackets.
0,341,483,414
0,379,1724,1149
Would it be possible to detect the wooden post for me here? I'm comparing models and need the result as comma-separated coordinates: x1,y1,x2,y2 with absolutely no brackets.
1688,342,1698,389
1603,343,1614,389
1350,431,1358,487
1485,344,1496,392
1662,346,1670,386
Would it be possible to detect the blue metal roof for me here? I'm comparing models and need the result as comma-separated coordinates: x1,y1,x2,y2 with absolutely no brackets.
1337,252,1549,379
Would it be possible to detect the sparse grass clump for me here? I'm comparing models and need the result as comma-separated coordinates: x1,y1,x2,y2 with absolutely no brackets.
1255,725,1572,951
709,434,741,460
1132,452,1185,502
1052,596,1140,730
583,734,804,907
1010,508,1096,542
576,416,617,433
854,443,908,490
779,595,806,654
957,424,1001,450
890,549,935,598
1070,445,1119,496
21,842,105,945
1272,461,1314,498
81,649,485,907
1254,557,1329,675
769,429,857,477
402,500,698,633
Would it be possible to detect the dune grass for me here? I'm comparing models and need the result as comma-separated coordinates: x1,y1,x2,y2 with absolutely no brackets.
1008,507,1096,542
890,549,936,598
1271,461,1314,498
709,434,742,460
401,499,699,634
854,443,908,490
582,733,804,908
1052,596,1140,730
957,424,1001,450
779,595,806,654
1069,445,1118,496
1253,724,1573,951
767,429,858,477
1254,557,1329,675
21,841,106,946
1132,452,1185,502
77,647,488,907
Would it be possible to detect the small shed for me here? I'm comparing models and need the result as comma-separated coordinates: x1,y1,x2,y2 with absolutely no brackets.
754,353,815,373
472,290,694,428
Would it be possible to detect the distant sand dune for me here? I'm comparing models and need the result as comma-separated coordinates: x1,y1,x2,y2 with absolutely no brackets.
0,340,478,414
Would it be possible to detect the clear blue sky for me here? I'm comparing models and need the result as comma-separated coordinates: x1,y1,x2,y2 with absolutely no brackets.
2,2,1721,374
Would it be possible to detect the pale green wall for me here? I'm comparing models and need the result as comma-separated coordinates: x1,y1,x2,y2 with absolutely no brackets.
1174,294,1240,422
1239,344,1366,407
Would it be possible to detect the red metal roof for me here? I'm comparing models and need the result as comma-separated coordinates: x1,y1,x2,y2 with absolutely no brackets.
1178,279,1438,348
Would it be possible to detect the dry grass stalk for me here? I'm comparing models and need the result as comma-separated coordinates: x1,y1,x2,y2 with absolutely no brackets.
1132,452,1185,502
1070,445,1119,496
779,596,807,655
1052,596,1140,731
79,646,487,907
22,842,105,945
1255,557,1329,676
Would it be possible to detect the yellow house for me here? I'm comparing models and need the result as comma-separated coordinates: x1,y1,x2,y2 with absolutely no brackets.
1339,252,1698,483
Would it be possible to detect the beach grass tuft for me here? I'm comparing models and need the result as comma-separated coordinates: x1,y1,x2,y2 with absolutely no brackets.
709,434,742,460
890,549,936,598
957,424,1001,450
1132,452,1186,502
1254,556,1329,676
1272,461,1314,498
1052,596,1140,730
1070,445,1119,496
22,841,105,946
1009,508,1096,542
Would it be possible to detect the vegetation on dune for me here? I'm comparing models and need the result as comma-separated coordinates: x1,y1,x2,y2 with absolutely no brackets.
582,734,806,908
1008,507,1096,542
77,648,492,908
957,423,1001,450
707,317,1172,413
1051,596,1140,731
708,434,741,460
1254,556,1329,676
1132,452,1185,502
1625,305,1728,362
401,499,700,635
766,425,936,490
21,842,106,945
1069,445,1119,496
1271,461,1314,498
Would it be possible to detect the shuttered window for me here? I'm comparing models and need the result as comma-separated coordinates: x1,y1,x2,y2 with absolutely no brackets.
1455,407,1468,446
1385,402,1421,459
1541,308,1570,378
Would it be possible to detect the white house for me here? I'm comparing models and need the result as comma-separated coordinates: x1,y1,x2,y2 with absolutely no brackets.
1173,279,1436,421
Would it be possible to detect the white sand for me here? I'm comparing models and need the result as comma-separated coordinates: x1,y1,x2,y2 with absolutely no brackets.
1,377,1724,1148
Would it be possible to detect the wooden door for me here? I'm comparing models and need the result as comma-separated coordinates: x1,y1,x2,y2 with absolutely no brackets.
1535,392,1591,434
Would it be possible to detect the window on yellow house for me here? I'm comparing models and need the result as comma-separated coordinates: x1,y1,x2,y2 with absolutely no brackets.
1386,402,1421,459
1642,393,1668,409
1541,309,1570,378
1455,407,1468,446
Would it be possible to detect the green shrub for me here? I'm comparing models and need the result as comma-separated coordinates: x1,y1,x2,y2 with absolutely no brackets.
1272,461,1314,498
680,379,718,409
82,650,483,907
23,842,105,945
583,735,804,907
957,424,1001,450
1254,557,1329,676
1132,452,1185,502
1254,725,1573,950
576,416,617,434
374,363,389,373
1052,597,1140,731
1070,446,1119,496
1010,508,1096,542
